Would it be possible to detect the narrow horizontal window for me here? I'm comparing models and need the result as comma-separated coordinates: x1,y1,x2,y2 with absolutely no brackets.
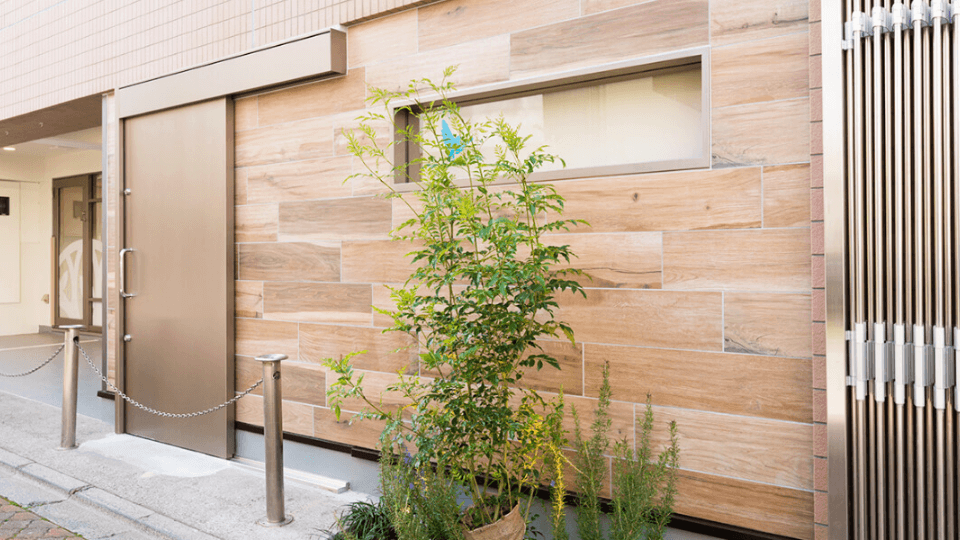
394,58,707,185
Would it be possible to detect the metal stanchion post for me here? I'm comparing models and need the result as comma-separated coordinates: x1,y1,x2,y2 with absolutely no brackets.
58,325,83,450
255,354,292,527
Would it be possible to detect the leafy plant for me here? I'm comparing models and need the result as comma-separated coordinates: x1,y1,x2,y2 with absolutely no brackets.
327,499,397,540
611,397,679,540
570,363,613,540
569,362,680,540
379,452,463,540
324,67,585,532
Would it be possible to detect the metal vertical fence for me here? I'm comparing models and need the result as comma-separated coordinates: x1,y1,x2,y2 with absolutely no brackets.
842,2,960,538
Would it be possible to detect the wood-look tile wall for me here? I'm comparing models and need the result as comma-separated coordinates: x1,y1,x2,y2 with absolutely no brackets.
231,1,815,537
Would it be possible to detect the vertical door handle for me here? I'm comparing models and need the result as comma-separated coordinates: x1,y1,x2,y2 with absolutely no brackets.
119,248,137,299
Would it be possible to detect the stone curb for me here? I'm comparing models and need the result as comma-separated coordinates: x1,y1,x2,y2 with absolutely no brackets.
0,446,221,540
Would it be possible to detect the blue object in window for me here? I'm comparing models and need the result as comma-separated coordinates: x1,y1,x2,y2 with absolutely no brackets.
441,119,462,159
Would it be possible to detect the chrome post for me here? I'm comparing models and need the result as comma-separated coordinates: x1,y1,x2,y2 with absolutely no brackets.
255,354,292,527
58,325,83,450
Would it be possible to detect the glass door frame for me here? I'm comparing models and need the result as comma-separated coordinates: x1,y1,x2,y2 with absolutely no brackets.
52,173,102,331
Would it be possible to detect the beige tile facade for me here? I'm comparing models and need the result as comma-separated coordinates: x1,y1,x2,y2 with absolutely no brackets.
6,0,823,538
229,1,816,538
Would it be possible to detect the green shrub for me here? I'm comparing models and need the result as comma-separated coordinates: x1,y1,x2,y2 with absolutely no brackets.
567,362,680,540
325,67,584,532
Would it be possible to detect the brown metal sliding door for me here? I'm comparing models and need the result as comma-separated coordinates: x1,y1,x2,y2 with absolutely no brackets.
121,98,235,458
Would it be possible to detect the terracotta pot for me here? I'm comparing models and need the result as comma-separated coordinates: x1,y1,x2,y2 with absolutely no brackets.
463,504,525,540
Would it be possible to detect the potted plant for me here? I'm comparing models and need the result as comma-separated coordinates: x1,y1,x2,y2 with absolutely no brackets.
325,68,585,539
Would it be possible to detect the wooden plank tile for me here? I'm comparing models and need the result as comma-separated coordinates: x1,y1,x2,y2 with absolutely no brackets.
235,167,248,206
582,0,653,15
552,168,762,233
543,232,661,289
663,229,810,292
246,156,353,204
238,242,340,282
235,116,333,167
518,340,583,395
712,98,810,167
764,163,811,228
236,356,327,407
390,169,761,234
712,32,809,108
333,109,392,158
348,9,417,67
650,407,812,490
675,470,814,540
314,407,387,449
555,289,723,351
236,318,299,361
235,96,258,132
509,0,708,78
417,0,579,52
584,344,812,423
341,239,420,283
563,393,635,451
235,204,278,242
725,292,812,358
237,394,315,436
279,197,393,241
711,0,809,47
235,280,263,318
257,68,366,126
328,368,415,418
262,282,373,324
300,323,418,373
371,283,400,328
364,35,510,93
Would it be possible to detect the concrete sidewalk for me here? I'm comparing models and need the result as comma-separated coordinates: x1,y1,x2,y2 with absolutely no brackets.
0,391,369,540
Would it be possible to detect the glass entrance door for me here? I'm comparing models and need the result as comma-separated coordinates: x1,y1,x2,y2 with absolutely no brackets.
53,173,102,330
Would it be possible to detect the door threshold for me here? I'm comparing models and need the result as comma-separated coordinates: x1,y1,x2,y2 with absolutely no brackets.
231,457,350,494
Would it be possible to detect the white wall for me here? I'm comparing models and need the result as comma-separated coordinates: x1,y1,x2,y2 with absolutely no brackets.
0,150,101,336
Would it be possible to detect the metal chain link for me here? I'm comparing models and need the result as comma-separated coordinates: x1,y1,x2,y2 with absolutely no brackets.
0,344,65,378
76,343,264,419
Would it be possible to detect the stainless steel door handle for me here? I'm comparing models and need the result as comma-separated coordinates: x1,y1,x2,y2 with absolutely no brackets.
119,248,137,298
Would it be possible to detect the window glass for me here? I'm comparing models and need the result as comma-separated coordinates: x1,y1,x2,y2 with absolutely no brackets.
416,65,702,180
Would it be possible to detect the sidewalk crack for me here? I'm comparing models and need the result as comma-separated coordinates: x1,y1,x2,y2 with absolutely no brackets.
69,485,93,496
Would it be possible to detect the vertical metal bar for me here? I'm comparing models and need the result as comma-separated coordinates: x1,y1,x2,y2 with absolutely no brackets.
58,326,82,450
911,3,931,536
844,4,860,538
857,399,869,540
902,13,916,539
943,394,957,538
926,393,936,540
942,13,955,540
892,7,910,538
255,353,292,527
870,9,886,537
853,9,870,539
907,392,916,540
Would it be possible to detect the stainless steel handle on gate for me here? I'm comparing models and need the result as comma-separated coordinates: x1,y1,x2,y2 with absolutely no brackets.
119,248,137,299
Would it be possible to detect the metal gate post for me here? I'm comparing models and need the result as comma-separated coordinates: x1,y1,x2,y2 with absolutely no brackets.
58,325,83,450
255,353,293,527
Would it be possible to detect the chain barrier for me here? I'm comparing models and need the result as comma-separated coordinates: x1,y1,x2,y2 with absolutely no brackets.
0,344,65,378
76,343,264,419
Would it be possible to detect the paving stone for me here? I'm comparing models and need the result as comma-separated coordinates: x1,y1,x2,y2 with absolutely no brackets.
17,466,87,496
0,479,65,509
140,513,221,540
31,500,139,540
75,488,153,522
0,449,31,470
